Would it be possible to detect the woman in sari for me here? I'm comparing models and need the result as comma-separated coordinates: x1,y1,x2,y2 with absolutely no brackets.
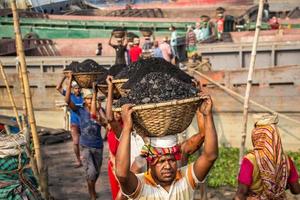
235,115,300,200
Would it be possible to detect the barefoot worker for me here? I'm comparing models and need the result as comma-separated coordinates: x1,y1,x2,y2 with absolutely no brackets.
115,93,218,200
65,73,104,200
56,76,83,168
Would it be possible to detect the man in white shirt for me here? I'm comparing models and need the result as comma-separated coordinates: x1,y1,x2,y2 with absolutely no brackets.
115,93,218,200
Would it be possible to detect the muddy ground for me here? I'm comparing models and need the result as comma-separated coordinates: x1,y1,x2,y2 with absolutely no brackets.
43,140,300,200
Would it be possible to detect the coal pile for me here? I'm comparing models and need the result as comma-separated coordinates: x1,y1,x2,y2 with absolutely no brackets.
97,64,127,84
122,58,193,89
116,72,198,106
64,59,108,73
114,66,129,79
64,61,79,72
108,64,127,76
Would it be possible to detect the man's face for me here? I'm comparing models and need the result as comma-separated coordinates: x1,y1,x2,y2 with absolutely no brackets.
73,87,81,96
151,155,177,184
84,97,92,108
114,112,121,121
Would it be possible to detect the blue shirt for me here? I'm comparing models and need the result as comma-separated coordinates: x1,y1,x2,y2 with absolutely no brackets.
75,106,103,149
63,90,83,125
153,47,163,58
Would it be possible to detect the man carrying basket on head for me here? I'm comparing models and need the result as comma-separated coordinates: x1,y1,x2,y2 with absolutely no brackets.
109,32,128,65
115,93,218,200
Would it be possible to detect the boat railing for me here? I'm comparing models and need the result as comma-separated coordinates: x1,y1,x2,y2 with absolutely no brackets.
0,56,115,73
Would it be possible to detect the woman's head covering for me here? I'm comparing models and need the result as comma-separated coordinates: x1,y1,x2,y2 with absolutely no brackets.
251,114,289,199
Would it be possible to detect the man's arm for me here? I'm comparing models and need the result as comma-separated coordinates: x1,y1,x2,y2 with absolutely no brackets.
64,72,77,111
193,93,218,181
105,76,123,137
123,32,128,47
234,184,249,200
56,76,66,94
180,110,205,155
91,82,97,117
115,105,140,195
106,76,114,122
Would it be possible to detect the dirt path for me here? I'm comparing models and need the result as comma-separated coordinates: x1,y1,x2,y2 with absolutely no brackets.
43,140,300,200
43,140,111,200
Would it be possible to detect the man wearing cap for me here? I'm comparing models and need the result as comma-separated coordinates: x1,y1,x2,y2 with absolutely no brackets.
65,72,104,200
129,38,142,63
109,33,128,65
115,93,218,200
56,76,83,168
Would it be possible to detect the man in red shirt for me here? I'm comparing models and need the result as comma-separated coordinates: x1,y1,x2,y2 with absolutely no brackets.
129,38,142,63
216,13,225,40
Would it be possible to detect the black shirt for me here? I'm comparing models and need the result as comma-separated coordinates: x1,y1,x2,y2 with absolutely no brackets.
112,45,127,65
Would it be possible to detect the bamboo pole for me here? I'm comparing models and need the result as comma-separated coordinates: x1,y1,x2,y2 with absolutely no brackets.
10,0,49,198
17,62,28,117
193,70,300,125
0,61,22,129
239,0,265,163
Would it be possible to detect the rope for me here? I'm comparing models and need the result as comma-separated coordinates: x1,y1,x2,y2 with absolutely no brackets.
0,132,41,199
193,70,300,125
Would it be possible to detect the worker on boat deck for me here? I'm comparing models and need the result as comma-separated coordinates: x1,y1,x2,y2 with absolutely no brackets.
129,38,142,63
152,41,163,59
65,72,105,200
159,37,172,62
235,114,300,200
142,34,155,58
56,75,83,168
109,33,128,65
216,13,225,40
115,92,218,200
169,25,179,64
186,25,197,59
95,43,103,56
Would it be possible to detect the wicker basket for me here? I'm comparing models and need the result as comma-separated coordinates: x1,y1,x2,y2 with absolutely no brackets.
140,30,153,37
113,97,202,137
113,30,125,38
72,72,103,88
112,79,129,97
97,84,121,99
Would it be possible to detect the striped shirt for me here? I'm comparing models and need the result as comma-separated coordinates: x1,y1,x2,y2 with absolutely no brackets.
126,163,202,200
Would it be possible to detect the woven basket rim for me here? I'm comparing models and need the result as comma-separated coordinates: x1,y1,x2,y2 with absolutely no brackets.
97,84,108,87
112,96,201,112
112,79,128,83
73,72,104,75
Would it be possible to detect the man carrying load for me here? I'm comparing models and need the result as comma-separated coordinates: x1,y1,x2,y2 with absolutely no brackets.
65,72,105,200
115,93,218,200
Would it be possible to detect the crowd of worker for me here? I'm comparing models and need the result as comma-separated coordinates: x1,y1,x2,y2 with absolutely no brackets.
54,3,300,200
95,1,284,67
56,71,300,200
